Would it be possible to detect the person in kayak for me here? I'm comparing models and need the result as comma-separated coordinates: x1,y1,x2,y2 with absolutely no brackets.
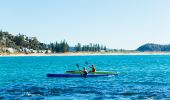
91,64,96,72
82,67,88,76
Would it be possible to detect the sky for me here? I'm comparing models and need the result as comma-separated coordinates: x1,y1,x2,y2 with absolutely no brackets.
0,0,170,50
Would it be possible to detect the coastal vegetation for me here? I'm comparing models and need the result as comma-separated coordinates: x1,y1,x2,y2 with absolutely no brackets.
0,30,107,53
2,30,170,54
75,43,106,52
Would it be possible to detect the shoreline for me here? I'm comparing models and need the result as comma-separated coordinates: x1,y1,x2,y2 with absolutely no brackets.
1,52,170,57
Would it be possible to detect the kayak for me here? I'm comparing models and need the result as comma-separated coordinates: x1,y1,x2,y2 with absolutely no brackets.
47,74,113,77
66,70,117,75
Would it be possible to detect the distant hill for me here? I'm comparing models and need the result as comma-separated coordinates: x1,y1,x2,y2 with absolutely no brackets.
136,43,170,52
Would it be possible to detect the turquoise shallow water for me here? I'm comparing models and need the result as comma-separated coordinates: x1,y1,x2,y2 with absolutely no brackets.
0,55,170,99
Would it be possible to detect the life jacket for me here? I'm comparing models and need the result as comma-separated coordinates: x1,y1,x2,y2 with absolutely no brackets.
84,69,88,75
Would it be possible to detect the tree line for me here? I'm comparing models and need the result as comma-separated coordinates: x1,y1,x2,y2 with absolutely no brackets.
0,30,70,53
0,30,107,53
75,43,106,52
49,41,69,53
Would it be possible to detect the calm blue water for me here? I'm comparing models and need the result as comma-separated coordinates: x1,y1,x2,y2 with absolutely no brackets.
0,55,170,99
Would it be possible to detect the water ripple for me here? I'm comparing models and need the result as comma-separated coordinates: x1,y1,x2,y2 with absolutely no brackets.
1,55,170,99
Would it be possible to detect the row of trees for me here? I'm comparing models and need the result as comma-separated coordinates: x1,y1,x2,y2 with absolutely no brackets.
49,40,69,53
0,30,70,53
75,43,106,52
0,30,107,53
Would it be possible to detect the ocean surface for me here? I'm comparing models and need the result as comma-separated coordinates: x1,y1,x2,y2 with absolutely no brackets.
0,55,170,100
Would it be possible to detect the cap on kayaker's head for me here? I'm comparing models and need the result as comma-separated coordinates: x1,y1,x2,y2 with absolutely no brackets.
92,64,94,68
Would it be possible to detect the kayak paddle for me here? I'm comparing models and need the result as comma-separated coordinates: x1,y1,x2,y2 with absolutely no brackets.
85,61,88,65
76,64,81,71
85,61,92,71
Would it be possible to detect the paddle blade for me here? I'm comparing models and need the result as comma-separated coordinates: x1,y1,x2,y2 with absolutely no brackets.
85,61,88,65
76,64,80,70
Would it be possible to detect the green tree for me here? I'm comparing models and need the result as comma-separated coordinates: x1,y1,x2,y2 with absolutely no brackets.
63,41,69,52
30,37,40,50
75,43,81,52
104,46,107,51
14,34,25,47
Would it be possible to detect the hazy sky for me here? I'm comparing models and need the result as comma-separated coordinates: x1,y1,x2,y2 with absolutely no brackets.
0,0,170,49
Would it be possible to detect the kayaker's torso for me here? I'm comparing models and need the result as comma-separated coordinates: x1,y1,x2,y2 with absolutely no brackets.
83,68,88,75
92,67,96,72
91,65,96,72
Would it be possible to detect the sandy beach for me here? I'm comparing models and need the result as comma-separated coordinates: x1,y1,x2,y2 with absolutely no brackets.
1,52,170,57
